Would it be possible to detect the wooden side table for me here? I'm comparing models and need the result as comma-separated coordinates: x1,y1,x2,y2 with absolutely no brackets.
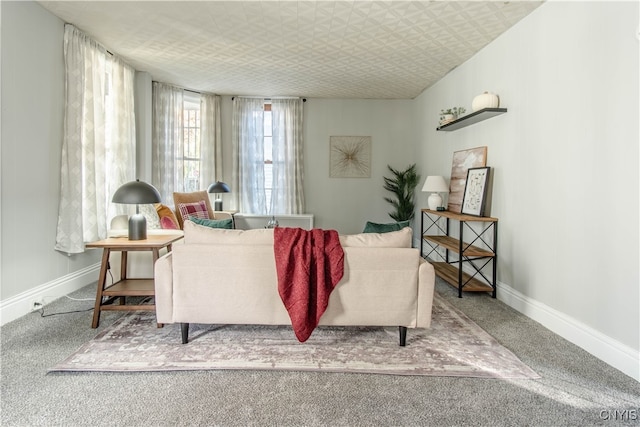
86,234,183,328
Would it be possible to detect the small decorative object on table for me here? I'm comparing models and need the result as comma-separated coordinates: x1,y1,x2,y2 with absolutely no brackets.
265,216,279,228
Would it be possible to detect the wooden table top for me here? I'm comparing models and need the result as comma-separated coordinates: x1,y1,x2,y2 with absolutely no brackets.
86,234,183,249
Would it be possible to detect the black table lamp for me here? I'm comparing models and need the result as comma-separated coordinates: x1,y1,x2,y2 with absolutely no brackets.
207,181,230,211
112,179,162,240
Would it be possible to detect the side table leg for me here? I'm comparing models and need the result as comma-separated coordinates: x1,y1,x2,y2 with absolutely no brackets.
91,249,111,328
119,251,128,305
152,248,163,328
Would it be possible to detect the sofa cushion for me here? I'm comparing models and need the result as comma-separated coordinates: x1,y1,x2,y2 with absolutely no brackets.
183,220,274,245
173,191,214,229
363,220,410,234
160,216,179,229
156,204,179,229
340,227,412,248
177,200,210,224
139,204,161,229
188,217,233,229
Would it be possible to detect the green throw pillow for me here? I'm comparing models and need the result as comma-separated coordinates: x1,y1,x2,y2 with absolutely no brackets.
188,216,233,229
363,220,410,233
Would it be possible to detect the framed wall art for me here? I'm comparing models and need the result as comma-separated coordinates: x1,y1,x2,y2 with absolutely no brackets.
447,146,487,212
329,136,371,178
461,167,491,217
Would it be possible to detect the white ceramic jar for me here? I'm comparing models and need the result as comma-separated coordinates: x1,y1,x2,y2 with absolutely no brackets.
472,92,500,112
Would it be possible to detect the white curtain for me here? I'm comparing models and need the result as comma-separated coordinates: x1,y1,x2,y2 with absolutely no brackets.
152,82,183,203
55,25,135,254
200,93,222,189
152,83,221,203
232,97,304,215
270,98,305,214
232,97,266,213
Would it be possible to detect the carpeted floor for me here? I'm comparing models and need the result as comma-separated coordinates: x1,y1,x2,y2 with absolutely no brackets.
2,279,639,426
50,294,539,378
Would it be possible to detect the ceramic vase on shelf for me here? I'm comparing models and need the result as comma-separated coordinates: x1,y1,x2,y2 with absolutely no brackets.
472,91,500,112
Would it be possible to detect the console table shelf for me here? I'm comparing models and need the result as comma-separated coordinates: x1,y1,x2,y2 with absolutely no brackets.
420,209,498,298
430,262,494,293
423,235,494,258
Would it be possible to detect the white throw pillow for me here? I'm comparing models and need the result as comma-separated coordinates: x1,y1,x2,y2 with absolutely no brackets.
184,221,274,245
339,227,412,248
139,204,161,229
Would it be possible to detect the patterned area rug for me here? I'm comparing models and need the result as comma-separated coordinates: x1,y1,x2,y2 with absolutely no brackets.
50,294,539,378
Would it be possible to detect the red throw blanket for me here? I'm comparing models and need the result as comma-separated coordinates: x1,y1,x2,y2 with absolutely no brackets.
273,227,345,342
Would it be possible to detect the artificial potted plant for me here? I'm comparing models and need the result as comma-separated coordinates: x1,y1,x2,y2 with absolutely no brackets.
383,164,420,222
439,107,466,125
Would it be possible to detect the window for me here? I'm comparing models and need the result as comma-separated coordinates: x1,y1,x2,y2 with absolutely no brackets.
182,92,201,193
233,97,305,215
263,103,273,209
152,84,220,204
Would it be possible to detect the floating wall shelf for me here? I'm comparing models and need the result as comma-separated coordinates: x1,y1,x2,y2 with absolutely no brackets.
437,108,507,132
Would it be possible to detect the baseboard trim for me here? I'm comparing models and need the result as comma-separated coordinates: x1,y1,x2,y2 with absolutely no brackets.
498,281,639,382
0,263,100,326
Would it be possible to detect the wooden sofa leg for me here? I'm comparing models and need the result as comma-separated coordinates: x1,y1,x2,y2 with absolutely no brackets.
399,326,407,346
181,323,190,344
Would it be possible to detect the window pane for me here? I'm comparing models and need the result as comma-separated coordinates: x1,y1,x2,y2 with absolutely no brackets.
183,160,200,193
263,106,273,212
264,110,272,136
264,136,272,162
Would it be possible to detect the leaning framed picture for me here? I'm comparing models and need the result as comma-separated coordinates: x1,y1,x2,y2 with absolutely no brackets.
447,146,487,213
461,167,491,216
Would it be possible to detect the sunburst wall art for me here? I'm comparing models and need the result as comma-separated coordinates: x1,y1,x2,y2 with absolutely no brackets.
329,136,372,178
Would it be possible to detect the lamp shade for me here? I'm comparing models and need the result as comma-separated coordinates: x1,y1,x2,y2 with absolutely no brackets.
112,179,162,205
421,176,449,193
422,176,449,211
207,181,231,194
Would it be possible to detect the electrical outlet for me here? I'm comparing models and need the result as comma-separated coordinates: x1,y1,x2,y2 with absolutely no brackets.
31,301,43,312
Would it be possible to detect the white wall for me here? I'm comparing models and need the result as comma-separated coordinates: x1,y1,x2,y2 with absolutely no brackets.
304,99,418,234
0,1,101,321
415,1,639,379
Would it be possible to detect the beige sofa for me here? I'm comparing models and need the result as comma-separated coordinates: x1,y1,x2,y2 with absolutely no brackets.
154,221,436,346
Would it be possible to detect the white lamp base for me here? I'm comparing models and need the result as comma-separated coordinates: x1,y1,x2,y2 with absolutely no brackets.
428,193,442,211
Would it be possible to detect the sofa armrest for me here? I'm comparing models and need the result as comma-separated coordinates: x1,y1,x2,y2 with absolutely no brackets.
416,258,436,328
154,252,174,323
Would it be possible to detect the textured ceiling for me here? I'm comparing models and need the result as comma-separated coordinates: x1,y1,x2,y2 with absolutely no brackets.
38,1,543,99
